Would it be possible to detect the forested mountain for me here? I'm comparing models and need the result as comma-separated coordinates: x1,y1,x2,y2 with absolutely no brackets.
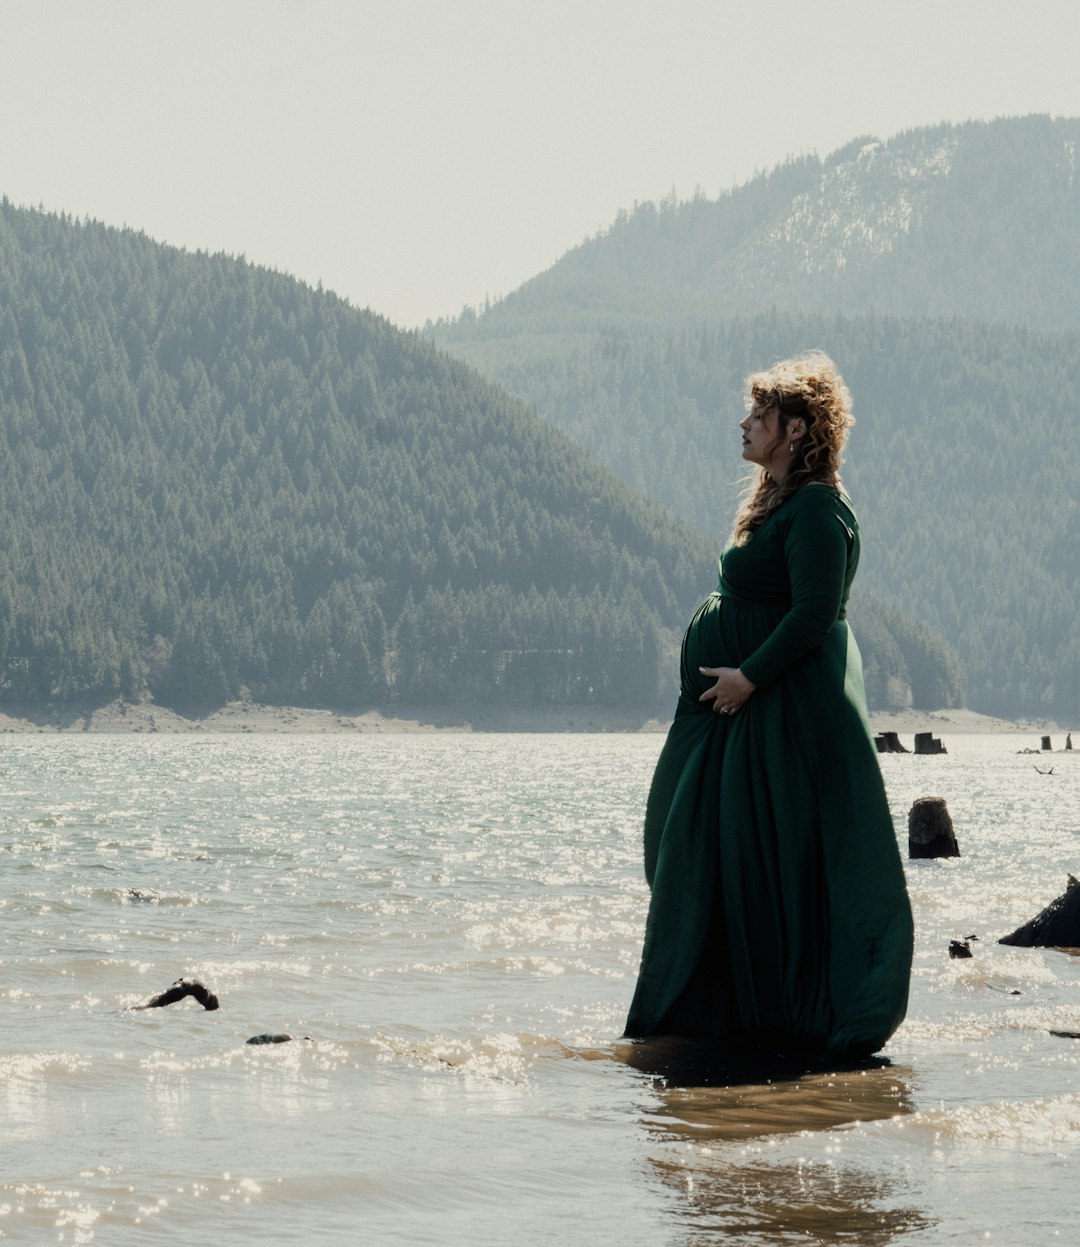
431,117,1080,721
0,200,956,714
0,200,718,711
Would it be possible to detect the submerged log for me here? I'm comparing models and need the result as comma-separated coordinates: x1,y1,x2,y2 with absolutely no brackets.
999,876,1080,948
913,732,947,755
907,796,960,859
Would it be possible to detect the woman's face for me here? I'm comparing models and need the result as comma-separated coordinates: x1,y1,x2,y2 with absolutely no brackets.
739,403,784,469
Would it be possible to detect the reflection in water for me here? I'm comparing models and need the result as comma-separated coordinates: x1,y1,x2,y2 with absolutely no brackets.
648,1151,929,1246
611,1038,930,1245
614,1037,908,1139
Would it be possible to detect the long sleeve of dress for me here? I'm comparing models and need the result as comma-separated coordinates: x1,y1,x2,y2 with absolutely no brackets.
737,489,855,689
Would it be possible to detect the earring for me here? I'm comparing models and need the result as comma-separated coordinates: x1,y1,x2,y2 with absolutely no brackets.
789,440,795,453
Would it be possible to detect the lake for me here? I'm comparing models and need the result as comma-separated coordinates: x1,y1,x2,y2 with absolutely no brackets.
2,731,1079,1244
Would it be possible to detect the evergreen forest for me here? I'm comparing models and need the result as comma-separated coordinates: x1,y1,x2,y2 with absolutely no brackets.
0,199,956,715
0,200,712,712
433,117,1080,722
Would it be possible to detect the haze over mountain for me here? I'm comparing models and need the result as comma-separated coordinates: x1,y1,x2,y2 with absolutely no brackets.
432,116,1080,722
437,115,1080,341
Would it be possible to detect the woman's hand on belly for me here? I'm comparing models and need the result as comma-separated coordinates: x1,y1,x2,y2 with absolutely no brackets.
698,666,757,715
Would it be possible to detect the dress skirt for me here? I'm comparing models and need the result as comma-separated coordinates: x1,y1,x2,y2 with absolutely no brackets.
624,589,913,1058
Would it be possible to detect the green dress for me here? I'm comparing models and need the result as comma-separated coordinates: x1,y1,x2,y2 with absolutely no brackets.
624,485,912,1058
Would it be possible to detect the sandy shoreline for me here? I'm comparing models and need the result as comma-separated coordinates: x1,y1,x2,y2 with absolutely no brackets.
0,698,1066,740
0,699,669,735
867,707,1066,737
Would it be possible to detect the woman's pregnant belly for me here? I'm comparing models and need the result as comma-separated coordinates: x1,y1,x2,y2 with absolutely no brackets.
678,591,784,706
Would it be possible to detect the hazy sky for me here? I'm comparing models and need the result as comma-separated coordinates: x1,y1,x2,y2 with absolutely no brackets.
3,0,1080,327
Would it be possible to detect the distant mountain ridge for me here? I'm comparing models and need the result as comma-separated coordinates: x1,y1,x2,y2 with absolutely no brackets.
435,115,1080,342
431,116,1080,721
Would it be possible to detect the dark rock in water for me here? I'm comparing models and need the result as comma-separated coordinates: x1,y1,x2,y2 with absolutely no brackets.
999,876,1080,948
949,939,973,958
134,978,220,1011
247,1033,294,1044
908,796,960,859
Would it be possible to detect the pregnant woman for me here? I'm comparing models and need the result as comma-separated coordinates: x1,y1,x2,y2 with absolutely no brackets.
625,352,912,1059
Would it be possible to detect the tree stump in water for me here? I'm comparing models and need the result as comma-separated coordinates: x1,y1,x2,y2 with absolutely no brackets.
907,796,960,859
874,731,909,754
914,732,947,755
1042,736,1053,751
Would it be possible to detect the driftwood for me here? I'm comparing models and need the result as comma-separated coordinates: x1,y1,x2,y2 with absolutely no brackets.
131,981,315,1043
1000,876,1080,948
908,796,959,859
133,977,220,1011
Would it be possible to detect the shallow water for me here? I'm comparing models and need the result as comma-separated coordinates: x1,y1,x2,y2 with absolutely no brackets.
2,731,1079,1244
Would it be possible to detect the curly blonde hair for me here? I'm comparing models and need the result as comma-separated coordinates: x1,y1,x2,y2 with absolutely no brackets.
731,351,854,543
